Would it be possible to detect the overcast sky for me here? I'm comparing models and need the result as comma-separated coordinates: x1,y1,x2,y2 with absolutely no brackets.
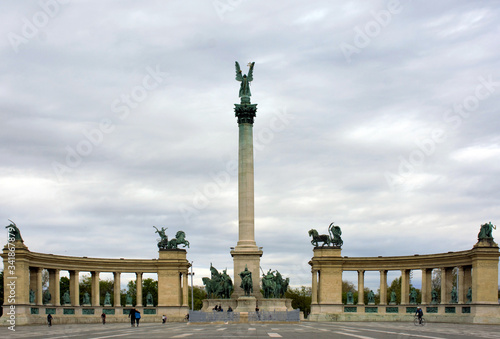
1,0,499,291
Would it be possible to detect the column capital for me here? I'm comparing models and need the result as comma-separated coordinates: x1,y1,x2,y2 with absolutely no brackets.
235,103,257,124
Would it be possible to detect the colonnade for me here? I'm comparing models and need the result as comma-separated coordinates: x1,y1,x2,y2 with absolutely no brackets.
1,241,190,324
309,238,499,320
27,269,188,307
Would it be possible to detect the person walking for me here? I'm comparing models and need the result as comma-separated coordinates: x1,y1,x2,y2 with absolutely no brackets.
47,313,53,327
135,309,141,327
101,312,106,325
128,308,136,327
162,314,167,324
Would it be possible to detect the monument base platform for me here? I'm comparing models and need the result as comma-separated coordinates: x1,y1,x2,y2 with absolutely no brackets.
201,297,293,313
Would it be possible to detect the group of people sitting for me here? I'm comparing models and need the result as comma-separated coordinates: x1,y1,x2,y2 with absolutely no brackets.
212,304,233,312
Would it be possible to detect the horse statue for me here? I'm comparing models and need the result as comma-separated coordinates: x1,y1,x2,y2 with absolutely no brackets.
167,230,190,249
202,277,215,298
308,229,331,247
328,222,343,247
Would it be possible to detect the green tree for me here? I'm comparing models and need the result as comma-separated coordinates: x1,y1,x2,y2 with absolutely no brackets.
285,286,311,318
188,286,207,310
125,278,158,306
387,277,401,304
79,274,92,303
142,278,158,306
60,276,70,304
127,280,137,305
100,279,114,305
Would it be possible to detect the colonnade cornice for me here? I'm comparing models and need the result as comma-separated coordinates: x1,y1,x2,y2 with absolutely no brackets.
11,249,189,273
310,248,488,271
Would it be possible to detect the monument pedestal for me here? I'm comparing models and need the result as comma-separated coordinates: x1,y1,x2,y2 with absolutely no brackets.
234,296,257,313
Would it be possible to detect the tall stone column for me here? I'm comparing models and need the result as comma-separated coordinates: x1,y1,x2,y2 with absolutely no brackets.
421,268,432,304
114,272,121,306
441,267,453,304
379,270,387,305
91,271,100,306
357,270,365,305
69,270,80,306
36,268,43,305
231,98,263,298
464,266,472,302
182,272,189,307
457,266,465,304
401,269,410,304
136,272,143,306
48,269,60,306
311,270,318,304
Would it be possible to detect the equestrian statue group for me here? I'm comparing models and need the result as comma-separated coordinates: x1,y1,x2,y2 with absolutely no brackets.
261,269,290,299
309,222,343,248
153,226,190,250
202,264,234,299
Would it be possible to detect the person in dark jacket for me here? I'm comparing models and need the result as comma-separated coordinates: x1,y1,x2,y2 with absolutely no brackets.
128,308,136,327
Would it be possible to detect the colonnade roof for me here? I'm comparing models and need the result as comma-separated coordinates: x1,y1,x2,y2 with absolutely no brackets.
310,246,500,271
2,244,190,273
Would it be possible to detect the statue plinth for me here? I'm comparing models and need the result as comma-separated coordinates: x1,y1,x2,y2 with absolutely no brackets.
233,296,257,313
474,238,498,248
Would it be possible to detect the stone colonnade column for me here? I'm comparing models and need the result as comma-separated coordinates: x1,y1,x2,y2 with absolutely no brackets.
357,270,364,305
49,269,60,306
311,270,318,304
91,271,100,306
69,270,80,306
400,269,410,304
379,270,387,305
421,268,432,304
457,266,465,304
441,267,453,304
114,272,121,307
463,266,472,302
136,272,143,307
36,268,43,305
182,272,188,307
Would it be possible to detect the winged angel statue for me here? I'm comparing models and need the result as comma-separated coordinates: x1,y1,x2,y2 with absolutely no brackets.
235,61,255,99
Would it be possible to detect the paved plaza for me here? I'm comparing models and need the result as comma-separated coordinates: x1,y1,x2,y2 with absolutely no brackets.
2,321,500,339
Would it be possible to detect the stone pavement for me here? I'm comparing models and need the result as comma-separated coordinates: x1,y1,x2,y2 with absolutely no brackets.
2,321,500,338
